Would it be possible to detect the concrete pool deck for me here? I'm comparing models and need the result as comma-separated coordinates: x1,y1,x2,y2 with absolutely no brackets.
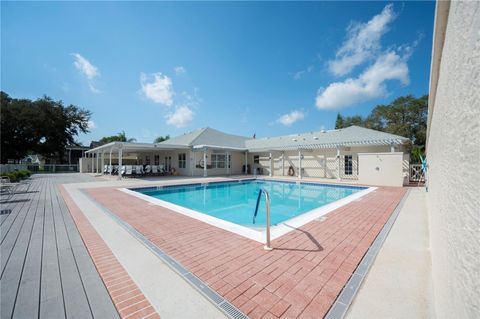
61,174,411,318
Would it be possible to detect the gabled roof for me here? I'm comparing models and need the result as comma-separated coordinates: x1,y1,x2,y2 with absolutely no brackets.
159,127,249,149
245,126,410,151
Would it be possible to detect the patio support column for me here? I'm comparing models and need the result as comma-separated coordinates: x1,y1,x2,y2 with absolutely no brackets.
269,152,273,177
109,148,113,175
101,150,105,174
282,152,285,176
298,150,302,179
118,148,123,180
226,151,230,176
91,153,94,174
190,150,194,177
96,152,99,173
390,143,395,152
203,148,207,177
193,151,196,176
336,147,341,180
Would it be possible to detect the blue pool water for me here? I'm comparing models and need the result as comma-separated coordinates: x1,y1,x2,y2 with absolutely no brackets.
134,180,366,226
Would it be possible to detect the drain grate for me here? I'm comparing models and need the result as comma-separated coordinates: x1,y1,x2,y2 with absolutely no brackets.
0,209,12,215
82,189,249,319
219,301,249,319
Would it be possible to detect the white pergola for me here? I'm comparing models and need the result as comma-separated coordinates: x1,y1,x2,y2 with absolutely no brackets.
85,142,189,180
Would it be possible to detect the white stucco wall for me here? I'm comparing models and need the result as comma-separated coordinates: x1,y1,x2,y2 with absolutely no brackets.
426,2,480,318
249,145,407,183
357,152,404,187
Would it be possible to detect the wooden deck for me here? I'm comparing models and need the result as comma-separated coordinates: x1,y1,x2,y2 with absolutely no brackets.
0,174,119,319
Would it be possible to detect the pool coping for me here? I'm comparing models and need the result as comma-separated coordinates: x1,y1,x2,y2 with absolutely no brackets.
119,178,376,243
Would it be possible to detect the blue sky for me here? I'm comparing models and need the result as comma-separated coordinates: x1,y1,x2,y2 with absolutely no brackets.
1,1,435,144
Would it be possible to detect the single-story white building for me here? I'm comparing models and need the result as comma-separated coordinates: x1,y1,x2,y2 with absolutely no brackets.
82,125,411,186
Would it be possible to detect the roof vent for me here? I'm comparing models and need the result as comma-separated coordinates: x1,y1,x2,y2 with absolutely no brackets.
313,137,319,140
292,138,297,142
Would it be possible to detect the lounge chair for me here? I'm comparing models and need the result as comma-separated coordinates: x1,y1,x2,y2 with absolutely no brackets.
125,165,133,177
144,165,152,175
158,165,166,175
135,165,144,176
151,165,158,175
120,165,126,176
0,178,21,202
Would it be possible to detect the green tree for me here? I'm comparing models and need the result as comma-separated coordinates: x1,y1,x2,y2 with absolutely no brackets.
98,131,136,145
335,114,344,129
335,94,428,162
154,135,170,143
1,91,91,163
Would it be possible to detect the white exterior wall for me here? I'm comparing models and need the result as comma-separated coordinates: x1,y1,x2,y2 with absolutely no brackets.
357,152,404,187
249,145,406,182
427,2,480,318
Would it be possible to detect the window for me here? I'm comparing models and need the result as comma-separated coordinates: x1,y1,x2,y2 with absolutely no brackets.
211,154,226,168
344,155,353,175
154,155,160,165
165,156,171,171
254,155,260,164
145,155,150,165
178,153,186,169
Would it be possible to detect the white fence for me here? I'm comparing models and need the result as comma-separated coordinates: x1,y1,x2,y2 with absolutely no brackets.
409,164,424,182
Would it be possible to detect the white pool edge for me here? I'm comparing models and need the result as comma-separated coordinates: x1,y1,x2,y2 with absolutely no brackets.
119,182,377,244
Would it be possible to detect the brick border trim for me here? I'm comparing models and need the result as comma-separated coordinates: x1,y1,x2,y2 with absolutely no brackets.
59,186,160,319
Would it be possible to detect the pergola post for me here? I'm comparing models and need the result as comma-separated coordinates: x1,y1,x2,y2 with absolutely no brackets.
282,152,285,176
298,150,302,179
118,148,123,180
101,150,105,174
390,143,395,152
193,151,196,176
91,153,94,174
244,152,248,175
269,152,273,177
203,148,207,177
336,147,341,180
109,148,113,175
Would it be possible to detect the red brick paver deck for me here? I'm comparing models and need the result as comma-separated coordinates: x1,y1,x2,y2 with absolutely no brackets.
85,185,406,319
60,186,161,319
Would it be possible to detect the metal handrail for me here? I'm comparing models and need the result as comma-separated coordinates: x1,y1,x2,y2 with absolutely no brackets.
253,188,273,251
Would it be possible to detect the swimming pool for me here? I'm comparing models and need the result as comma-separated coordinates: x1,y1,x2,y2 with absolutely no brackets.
128,180,369,229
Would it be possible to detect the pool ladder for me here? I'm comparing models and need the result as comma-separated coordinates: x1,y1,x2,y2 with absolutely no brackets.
253,188,273,251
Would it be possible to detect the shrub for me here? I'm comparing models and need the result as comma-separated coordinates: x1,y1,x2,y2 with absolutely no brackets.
1,169,31,182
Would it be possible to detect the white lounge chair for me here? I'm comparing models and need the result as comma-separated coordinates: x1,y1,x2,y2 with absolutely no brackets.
135,165,144,176
158,165,166,175
103,165,108,174
125,165,133,177
120,165,126,176
151,165,158,175
144,165,151,175
0,178,21,202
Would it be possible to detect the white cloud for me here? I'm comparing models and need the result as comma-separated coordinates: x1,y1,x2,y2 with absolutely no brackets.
71,53,99,79
71,53,101,93
277,110,305,126
328,4,396,76
293,65,314,80
140,72,174,106
87,120,96,129
316,50,409,110
174,66,186,75
166,105,194,127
